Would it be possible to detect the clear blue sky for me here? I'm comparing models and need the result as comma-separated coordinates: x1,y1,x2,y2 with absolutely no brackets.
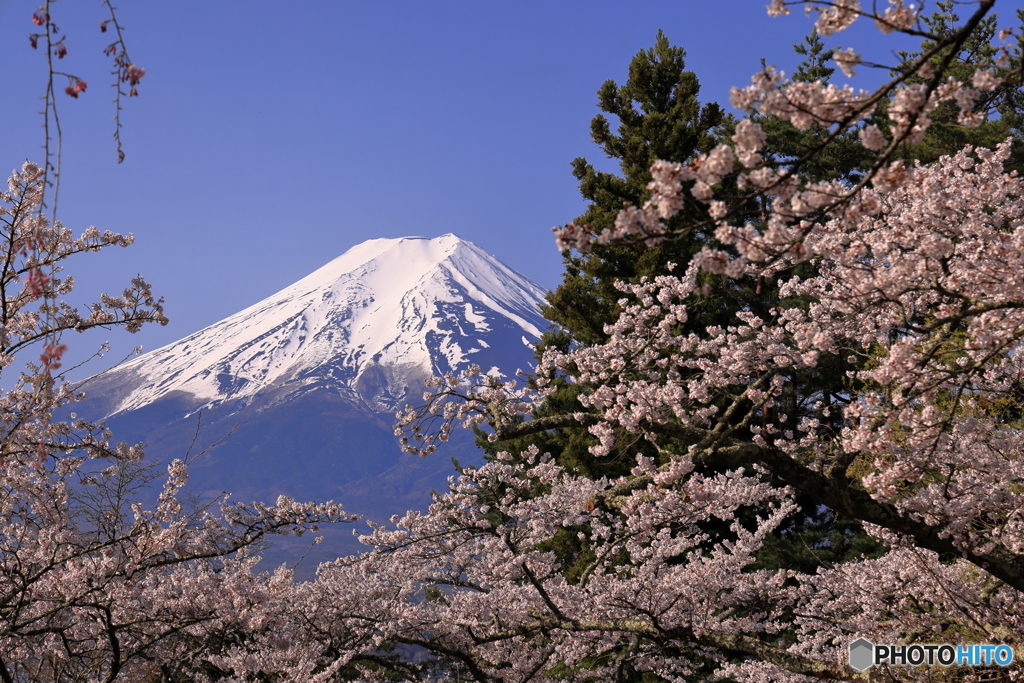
0,0,1014,378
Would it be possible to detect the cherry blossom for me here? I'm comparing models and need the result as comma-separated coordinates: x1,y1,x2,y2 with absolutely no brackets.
833,47,862,77
552,0,1010,259
64,78,87,99
124,64,145,86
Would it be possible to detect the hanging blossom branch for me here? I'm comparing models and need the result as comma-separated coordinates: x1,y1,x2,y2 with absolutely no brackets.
25,0,148,396
99,0,145,164
29,0,147,217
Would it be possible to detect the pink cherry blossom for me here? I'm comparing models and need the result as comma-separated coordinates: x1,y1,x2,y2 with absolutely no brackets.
125,64,145,85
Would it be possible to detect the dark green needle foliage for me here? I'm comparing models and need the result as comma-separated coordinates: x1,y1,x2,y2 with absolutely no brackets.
496,32,749,485
544,29,731,350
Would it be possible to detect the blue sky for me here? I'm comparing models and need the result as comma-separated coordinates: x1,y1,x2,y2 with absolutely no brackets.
1,0,1015,378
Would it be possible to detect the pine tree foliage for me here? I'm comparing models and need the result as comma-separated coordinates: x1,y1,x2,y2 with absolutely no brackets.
543,30,730,349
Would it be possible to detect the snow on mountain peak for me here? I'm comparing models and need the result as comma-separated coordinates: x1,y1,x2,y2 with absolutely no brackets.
92,234,549,416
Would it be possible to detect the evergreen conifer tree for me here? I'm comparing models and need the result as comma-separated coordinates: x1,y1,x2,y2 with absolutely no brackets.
543,30,730,350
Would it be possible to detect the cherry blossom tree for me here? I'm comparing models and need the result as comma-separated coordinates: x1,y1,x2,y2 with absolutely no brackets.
1,5,374,683
190,2,1024,681
0,164,350,683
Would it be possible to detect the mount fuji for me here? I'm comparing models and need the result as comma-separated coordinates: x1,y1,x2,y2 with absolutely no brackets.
76,234,549,557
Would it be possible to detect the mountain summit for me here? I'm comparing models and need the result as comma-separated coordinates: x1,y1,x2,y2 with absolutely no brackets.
88,234,547,418
77,235,548,561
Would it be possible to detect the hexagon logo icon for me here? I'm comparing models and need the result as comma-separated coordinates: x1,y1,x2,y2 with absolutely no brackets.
849,638,875,672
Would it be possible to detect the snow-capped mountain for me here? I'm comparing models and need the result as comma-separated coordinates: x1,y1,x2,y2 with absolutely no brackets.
75,235,549,565
86,234,547,417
